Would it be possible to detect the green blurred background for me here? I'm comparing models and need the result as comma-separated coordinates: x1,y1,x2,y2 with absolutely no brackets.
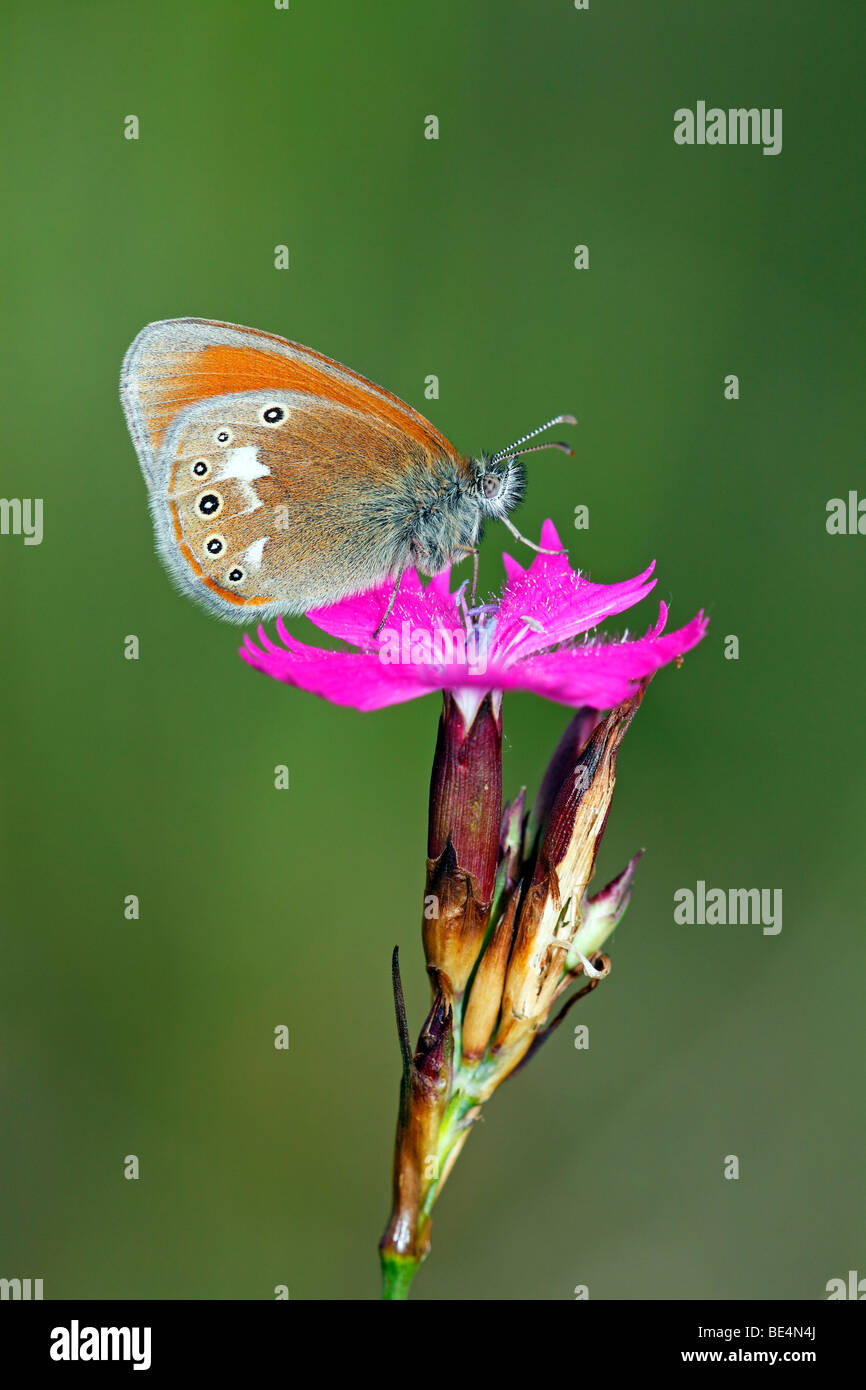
1,0,863,1300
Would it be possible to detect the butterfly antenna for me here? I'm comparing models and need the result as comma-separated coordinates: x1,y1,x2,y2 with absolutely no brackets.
509,438,574,460
491,414,577,464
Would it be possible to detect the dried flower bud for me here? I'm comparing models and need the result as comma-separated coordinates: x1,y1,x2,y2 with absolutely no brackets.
524,707,602,850
491,693,641,1074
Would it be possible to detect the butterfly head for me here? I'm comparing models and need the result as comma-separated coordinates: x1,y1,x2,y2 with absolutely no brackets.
470,453,526,521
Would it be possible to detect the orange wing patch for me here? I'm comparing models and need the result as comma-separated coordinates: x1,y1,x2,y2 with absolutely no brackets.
131,325,458,461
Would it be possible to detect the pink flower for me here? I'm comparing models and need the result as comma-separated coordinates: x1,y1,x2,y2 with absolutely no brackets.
240,520,707,714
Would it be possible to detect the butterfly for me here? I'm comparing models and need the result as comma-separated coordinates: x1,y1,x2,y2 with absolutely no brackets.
121,318,576,628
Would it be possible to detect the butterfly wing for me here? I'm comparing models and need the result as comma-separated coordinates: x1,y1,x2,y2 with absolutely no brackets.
121,319,463,620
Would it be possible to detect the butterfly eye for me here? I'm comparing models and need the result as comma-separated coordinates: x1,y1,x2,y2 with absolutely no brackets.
204,534,225,556
197,491,223,517
214,429,233,445
227,567,244,584
192,459,209,478
262,405,285,425
482,474,502,499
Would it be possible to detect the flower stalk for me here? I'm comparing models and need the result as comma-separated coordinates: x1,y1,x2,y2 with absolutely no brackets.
379,685,645,1298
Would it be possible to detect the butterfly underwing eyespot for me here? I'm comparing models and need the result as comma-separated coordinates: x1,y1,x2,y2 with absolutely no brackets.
214,429,232,445
205,534,225,556
191,459,209,477
227,567,244,583
261,405,285,425
197,492,222,517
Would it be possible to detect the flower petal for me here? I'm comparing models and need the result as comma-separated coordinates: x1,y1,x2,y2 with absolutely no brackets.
306,570,460,649
494,541,659,664
504,608,709,708
240,630,431,711
241,616,496,713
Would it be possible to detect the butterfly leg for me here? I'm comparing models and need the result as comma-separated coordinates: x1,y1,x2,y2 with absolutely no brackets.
501,515,567,556
469,547,479,604
373,575,402,638
452,546,480,604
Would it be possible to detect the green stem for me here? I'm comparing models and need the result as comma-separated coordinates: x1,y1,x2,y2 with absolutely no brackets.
381,1251,421,1300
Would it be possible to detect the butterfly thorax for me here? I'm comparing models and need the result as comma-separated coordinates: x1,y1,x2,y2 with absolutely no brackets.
396,452,525,576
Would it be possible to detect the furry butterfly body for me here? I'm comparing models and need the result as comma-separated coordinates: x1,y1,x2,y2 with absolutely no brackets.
121,319,573,622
